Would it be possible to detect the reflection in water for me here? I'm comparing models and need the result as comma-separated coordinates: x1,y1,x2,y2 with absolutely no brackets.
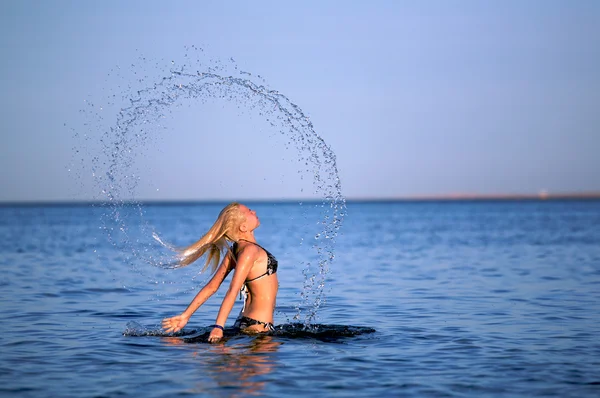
205,337,281,396
163,335,281,397
156,324,374,395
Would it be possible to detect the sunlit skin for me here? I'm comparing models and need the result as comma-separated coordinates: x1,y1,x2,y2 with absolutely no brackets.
162,204,278,343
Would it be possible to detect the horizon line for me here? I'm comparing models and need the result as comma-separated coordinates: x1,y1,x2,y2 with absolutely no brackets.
2,191,600,206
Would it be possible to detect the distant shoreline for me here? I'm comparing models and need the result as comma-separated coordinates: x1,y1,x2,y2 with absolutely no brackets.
353,192,600,202
2,192,600,207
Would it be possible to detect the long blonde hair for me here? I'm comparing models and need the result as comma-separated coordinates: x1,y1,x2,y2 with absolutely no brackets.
177,202,245,273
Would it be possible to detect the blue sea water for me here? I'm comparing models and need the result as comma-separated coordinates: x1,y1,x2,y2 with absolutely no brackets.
1,200,600,397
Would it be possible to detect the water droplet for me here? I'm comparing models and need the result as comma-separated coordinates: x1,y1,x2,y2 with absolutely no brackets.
76,49,346,324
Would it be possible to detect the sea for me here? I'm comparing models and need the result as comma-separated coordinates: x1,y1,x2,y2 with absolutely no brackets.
1,199,599,397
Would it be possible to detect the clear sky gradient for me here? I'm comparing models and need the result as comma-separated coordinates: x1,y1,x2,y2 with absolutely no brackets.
1,1,599,201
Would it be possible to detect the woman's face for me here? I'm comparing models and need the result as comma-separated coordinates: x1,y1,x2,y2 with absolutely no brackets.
239,204,260,231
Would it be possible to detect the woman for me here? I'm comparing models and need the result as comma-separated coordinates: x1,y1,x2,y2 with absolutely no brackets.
162,203,278,343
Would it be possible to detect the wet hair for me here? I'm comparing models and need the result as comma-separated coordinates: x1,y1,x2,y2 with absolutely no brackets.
177,202,246,273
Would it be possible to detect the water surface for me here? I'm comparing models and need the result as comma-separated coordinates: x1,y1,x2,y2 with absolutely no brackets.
1,200,599,397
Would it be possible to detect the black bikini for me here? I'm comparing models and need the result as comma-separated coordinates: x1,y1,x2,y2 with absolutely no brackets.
230,239,278,332
233,315,275,332
231,239,278,283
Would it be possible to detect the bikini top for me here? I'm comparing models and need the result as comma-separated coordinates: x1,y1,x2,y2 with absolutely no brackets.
231,239,278,283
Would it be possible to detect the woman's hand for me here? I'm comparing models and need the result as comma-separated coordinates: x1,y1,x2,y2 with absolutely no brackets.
208,327,224,343
162,314,190,333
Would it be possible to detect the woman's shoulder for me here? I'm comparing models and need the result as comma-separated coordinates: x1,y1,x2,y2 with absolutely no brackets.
235,241,261,260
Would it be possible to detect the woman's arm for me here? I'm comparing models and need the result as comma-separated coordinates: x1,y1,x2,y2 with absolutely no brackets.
208,245,258,342
162,254,233,333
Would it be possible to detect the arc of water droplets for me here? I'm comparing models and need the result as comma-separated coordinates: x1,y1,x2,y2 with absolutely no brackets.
91,62,345,325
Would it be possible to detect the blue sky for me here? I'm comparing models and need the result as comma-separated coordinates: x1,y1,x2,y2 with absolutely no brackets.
1,1,599,201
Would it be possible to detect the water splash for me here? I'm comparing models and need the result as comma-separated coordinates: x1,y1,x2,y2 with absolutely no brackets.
123,321,375,343
123,321,197,337
76,47,345,325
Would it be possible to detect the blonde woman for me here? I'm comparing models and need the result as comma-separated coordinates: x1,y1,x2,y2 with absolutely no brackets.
162,203,278,343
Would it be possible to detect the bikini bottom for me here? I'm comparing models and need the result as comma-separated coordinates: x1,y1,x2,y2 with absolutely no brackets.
234,315,275,333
